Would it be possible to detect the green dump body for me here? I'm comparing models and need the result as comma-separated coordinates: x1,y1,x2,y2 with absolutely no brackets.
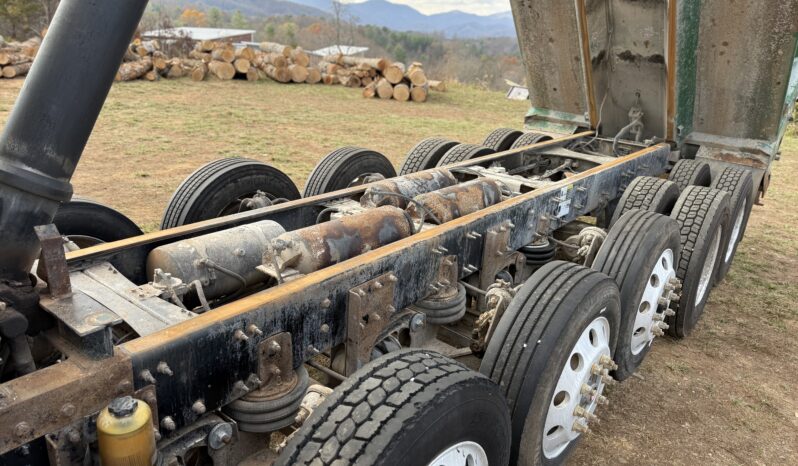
511,0,798,196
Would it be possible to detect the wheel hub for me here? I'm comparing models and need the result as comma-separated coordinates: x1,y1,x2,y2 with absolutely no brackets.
429,441,489,466
542,316,614,459
631,248,679,354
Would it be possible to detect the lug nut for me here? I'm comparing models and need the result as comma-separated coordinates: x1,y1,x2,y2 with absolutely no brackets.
599,355,618,370
161,417,176,431
596,395,609,406
658,296,670,307
670,292,681,302
652,313,664,321
581,384,597,397
571,421,591,434
591,364,603,376
663,308,676,317
600,374,616,386
651,325,665,337
573,406,599,423
192,400,206,415
657,322,670,330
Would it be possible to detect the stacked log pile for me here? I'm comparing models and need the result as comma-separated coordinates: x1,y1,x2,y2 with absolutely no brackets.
320,54,445,103
252,41,319,84
0,37,40,79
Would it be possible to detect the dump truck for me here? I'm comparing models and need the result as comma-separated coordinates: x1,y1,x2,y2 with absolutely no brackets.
0,1,796,465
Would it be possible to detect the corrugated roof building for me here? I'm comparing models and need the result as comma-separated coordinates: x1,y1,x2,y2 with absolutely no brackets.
141,27,256,44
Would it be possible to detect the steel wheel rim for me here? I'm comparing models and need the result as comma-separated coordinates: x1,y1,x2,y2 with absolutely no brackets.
725,199,746,262
428,440,489,466
541,316,611,459
631,249,676,355
697,226,722,305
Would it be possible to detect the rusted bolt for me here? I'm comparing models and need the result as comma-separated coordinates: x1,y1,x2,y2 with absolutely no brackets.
192,400,206,415
320,324,330,333
140,370,157,384
357,289,367,297
161,417,176,431
387,274,398,282
60,403,76,418
267,341,281,356
157,361,173,376
321,298,331,308
116,380,133,394
234,329,249,342
387,305,396,313
13,422,33,439
373,281,383,289
247,324,264,336
233,248,245,257
66,428,81,444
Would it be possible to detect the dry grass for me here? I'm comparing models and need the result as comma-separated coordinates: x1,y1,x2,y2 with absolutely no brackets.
1,79,796,464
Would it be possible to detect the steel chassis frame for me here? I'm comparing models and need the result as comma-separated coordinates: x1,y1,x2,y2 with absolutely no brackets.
0,133,669,455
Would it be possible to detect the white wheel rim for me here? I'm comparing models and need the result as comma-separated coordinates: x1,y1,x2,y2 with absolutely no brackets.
725,199,746,262
630,249,676,355
697,226,722,305
542,316,611,459
429,441,489,466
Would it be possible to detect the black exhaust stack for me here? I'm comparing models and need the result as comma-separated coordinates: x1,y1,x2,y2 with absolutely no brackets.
0,0,149,281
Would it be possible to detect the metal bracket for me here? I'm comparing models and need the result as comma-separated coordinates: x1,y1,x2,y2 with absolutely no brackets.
34,224,72,298
345,272,397,375
255,332,295,396
427,255,458,298
477,220,525,310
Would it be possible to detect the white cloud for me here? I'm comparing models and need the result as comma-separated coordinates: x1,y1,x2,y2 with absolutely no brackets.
339,0,512,16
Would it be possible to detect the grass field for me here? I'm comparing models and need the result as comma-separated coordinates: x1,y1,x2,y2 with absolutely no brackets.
1,78,796,464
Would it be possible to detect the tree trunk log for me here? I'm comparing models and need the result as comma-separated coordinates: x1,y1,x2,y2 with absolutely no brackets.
392,83,410,101
233,58,251,74
211,46,235,63
235,46,256,62
288,64,309,83
208,60,236,80
428,80,447,92
2,62,32,78
383,63,405,84
116,57,152,81
260,42,292,57
376,78,393,99
191,62,208,81
262,64,291,83
291,47,310,67
410,83,428,102
305,67,321,84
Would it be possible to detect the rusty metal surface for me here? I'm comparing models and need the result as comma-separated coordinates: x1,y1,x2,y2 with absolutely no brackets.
62,132,590,276
34,224,72,298
474,220,526,311
0,337,133,454
407,179,504,224
255,332,295,397
345,272,398,375
360,168,457,208
146,220,286,300
261,206,414,277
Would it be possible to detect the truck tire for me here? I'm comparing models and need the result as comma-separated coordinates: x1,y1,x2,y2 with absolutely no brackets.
397,137,458,175
483,127,523,152
510,132,553,149
610,176,680,226
710,167,754,282
592,210,681,381
668,159,711,190
303,147,396,197
436,143,496,167
54,196,145,281
668,186,731,337
278,349,511,465
161,158,300,229
480,261,621,465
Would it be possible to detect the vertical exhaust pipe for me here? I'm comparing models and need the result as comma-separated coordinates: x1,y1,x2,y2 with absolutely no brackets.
0,0,149,280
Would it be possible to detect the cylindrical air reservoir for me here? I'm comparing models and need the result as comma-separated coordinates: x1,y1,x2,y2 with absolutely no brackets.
407,178,504,224
96,396,156,466
147,220,286,299
265,206,414,275
360,168,457,208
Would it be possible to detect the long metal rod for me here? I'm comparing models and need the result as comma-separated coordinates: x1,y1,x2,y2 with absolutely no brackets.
0,0,148,280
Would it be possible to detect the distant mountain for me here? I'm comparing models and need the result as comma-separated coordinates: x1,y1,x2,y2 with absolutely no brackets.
290,0,516,38
154,0,330,19
155,0,516,38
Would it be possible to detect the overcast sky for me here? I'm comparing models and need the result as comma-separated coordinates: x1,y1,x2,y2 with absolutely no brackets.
339,0,512,16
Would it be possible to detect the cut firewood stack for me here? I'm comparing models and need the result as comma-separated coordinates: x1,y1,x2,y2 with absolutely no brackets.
0,37,40,79
321,54,445,103
252,41,319,84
